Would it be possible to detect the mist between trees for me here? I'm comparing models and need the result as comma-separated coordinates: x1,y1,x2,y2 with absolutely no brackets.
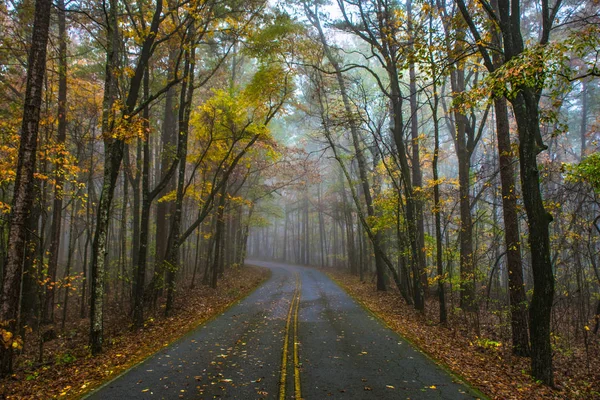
0,0,598,391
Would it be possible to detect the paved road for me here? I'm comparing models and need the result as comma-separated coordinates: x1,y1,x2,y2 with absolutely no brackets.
86,261,482,399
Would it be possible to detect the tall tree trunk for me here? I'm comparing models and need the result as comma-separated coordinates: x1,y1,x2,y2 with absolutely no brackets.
455,0,556,383
303,194,309,265
190,224,202,289
132,70,152,328
133,63,180,324
80,159,94,319
165,46,195,315
211,184,227,289
0,0,53,374
119,170,128,306
390,74,424,310
202,215,217,285
501,2,554,384
90,0,119,355
126,139,142,293
342,189,356,273
90,142,122,354
580,79,588,159
306,5,386,290
283,207,289,263
395,196,413,304
19,190,42,332
317,87,404,293
448,52,476,313
61,200,78,330
44,0,68,324
494,96,530,356
90,0,163,354
239,205,253,266
80,201,90,319
407,0,428,296
512,88,554,384
154,47,179,286
317,184,326,268
435,0,480,313
429,58,446,324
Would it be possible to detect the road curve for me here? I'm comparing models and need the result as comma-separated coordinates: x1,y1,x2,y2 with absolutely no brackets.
86,261,482,399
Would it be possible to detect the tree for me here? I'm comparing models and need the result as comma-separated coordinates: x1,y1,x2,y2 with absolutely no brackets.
335,0,426,310
304,1,387,291
90,0,164,355
44,0,69,325
0,0,53,375
455,0,560,384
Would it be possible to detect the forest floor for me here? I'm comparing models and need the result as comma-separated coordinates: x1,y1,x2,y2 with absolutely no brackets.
328,270,600,400
0,265,270,399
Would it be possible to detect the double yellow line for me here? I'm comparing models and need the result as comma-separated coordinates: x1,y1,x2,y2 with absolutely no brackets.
279,273,302,400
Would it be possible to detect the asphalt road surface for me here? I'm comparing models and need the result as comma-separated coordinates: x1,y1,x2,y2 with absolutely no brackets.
86,261,482,399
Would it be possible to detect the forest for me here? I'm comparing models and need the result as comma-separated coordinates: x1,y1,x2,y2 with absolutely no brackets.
0,0,599,398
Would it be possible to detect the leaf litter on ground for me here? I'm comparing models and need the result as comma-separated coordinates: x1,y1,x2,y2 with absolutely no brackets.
327,270,600,400
0,266,270,399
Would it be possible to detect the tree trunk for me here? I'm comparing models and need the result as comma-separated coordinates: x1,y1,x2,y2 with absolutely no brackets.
90,0,119,355
407,0,428,296
61,200,78,330
318,90,404,293
134,62,181,322
132,70,152,328
211,184,227,289
90,141,123,354
580,79,588,159
283,206,289,262
448,56,476,313
390,76,424,310
317,184,326,268
44,0,68,324
0,0,52,375
154,47,179,286
119,170,128,307
511,89,554,384
494,96,530,356
202,215,217,286
190,224,202,289
165,47,195,315
239,206,253,266
309,8,386,289
455,0,556,382
429,55,446,323
80,158,95,320
90,0,163,354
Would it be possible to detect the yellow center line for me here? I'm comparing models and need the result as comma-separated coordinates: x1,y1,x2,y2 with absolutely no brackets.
293,276,302,400
279,273,301,400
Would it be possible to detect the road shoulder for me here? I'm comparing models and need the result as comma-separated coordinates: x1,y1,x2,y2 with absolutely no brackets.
326,270,491,400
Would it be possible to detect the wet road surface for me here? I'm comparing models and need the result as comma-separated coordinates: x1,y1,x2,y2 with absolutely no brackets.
86,261,482,399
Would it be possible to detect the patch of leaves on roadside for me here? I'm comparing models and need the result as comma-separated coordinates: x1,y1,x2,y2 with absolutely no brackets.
0,266,270,399
327,271,600,400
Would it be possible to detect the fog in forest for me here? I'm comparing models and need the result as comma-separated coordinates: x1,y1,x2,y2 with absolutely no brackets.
0,0,599,397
